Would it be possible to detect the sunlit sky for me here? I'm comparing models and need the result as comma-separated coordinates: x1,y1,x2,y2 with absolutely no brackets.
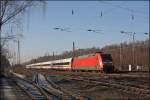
4,1,149,63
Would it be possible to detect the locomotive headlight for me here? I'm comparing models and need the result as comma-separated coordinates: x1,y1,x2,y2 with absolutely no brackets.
99,62,103,66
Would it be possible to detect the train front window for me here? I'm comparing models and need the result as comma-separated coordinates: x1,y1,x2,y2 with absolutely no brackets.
53,62,70,65
101,54,112,62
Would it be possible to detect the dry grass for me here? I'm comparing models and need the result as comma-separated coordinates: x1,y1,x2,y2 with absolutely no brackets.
13,68,150,100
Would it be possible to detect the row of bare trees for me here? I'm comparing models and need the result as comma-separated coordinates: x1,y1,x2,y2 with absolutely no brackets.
0,0,46,74
25,47,100,64
101,40,149,71
25,39,149,71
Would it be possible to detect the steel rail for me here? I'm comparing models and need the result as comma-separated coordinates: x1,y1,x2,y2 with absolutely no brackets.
10,72,51,100
34,73,80,100
14,78,47,100
67,76,150,98
46,75,87,100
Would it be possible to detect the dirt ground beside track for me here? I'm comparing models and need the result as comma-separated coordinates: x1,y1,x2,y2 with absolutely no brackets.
12,67,150,100
47,73,147,100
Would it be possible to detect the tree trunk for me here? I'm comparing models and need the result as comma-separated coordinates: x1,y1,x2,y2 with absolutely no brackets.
0,0,2,71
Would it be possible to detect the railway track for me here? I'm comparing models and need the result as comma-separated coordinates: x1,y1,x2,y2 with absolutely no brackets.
65,76,150,99
10,72,52,100
11,71,91,100
11,73,52,100
0,75,31,100
15,78,48,100
35,73,90,100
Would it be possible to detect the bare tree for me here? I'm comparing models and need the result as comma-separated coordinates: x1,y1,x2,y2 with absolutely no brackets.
0,0,46,51
0,0,46,70
0,0,46,31
0,0,46,53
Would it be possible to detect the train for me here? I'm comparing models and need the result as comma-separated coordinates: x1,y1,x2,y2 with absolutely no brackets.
26,52,114,73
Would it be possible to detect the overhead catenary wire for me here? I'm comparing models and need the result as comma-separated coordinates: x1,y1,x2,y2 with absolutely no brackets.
97,1,148,20
99,1,148,14
98,2,124,17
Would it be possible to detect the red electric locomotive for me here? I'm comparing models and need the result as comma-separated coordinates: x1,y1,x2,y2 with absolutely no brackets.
72,52,114,73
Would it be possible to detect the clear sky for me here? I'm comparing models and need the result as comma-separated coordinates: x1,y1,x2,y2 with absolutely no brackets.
6,1,149,63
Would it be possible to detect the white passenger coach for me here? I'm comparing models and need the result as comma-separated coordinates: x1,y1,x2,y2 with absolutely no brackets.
26,58,72,70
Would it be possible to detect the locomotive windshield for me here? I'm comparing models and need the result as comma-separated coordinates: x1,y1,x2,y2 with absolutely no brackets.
101,54,112,62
